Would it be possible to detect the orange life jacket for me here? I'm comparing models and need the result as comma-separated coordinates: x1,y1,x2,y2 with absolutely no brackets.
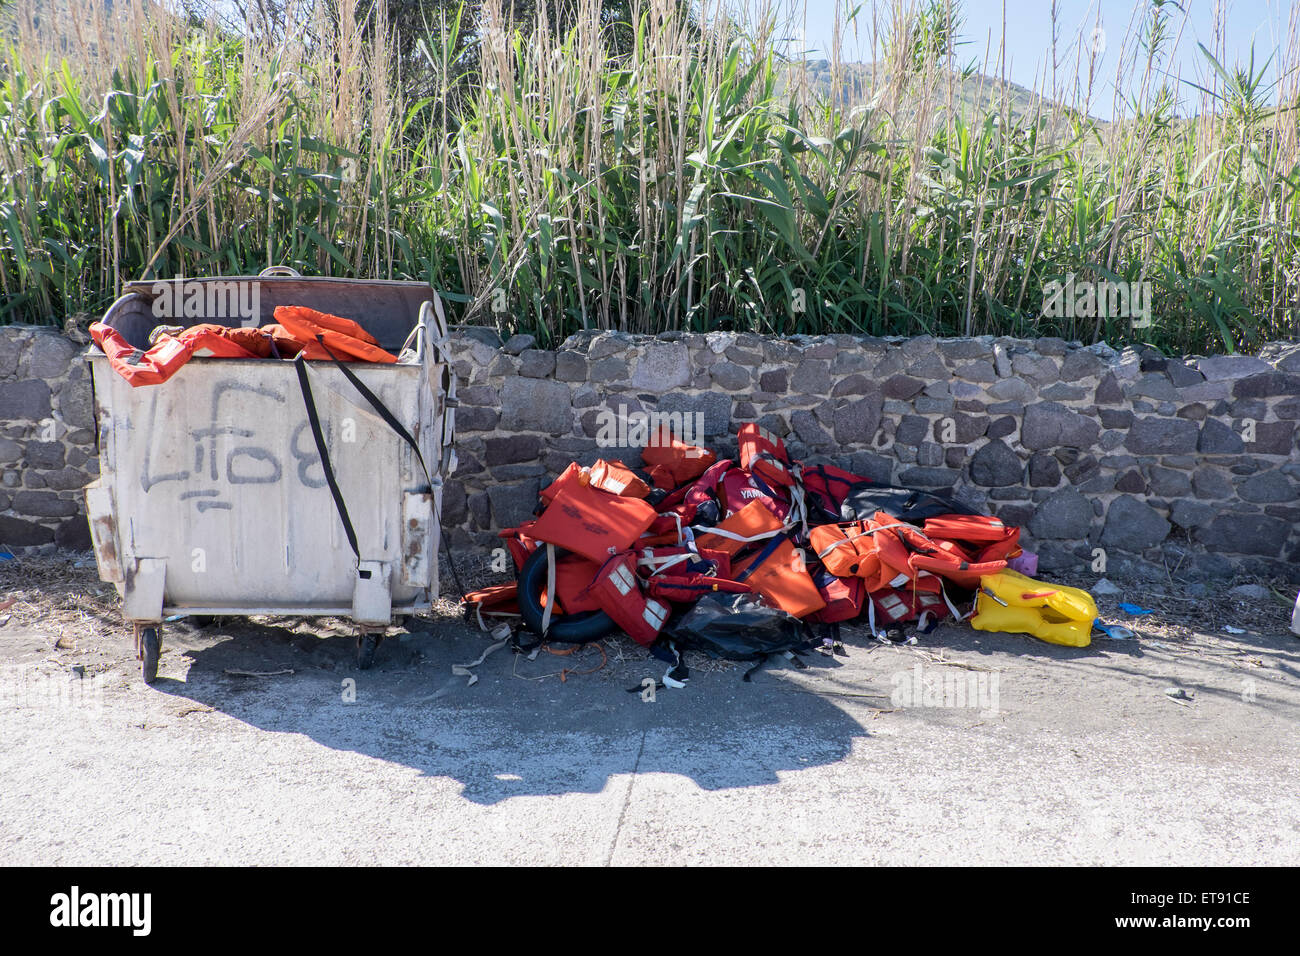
462,582,521,616
730,534,827,619
540,463,585,505
90,321,258,387
693,499,787,557
587,459,652,499
273,305,397,364
814,511,1005,592
528,481,658,564
922,515,1022,564
810,513,946,593
640,426,716,486
738,423,795,488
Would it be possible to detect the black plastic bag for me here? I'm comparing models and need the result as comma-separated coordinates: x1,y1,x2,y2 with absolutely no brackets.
839,482,980,524
667,592,808,661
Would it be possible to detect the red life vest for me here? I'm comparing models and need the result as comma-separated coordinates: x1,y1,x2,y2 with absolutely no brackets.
645,574,750,604
718,468,790,520
580,552,672,647
550,554,605,614
636,544,734,581
500,521,543,572
799,462,869,517
808,568,865,623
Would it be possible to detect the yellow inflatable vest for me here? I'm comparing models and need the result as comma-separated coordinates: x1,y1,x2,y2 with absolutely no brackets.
971,569,1096,647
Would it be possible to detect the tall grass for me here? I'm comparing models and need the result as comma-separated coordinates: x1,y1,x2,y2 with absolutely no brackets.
1,0,1297,354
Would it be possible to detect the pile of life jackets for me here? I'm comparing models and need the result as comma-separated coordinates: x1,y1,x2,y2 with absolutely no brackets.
90,306,398,386
466,423,1096,651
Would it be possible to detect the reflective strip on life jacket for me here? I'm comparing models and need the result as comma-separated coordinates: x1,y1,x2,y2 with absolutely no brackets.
581,551,672,647
588,459,652,498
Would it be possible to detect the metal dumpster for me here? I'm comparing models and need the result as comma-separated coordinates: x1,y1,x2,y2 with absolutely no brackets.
83,269,458,681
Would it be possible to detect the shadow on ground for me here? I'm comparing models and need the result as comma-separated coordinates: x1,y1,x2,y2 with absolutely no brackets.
148,614,876,804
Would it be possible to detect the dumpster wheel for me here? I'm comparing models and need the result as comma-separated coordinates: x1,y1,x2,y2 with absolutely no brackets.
139,626,161,684
356,633,383,670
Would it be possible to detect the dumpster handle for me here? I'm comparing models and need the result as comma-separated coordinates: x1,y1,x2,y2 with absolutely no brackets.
259,265,302,277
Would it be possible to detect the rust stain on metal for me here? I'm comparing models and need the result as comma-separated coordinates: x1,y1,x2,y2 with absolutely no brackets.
92,515,122,579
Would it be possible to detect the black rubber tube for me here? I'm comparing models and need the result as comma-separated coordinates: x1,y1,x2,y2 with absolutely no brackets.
517,545,618,644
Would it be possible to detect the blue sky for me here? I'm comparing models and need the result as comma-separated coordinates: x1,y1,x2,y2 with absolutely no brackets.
766,0,1296,117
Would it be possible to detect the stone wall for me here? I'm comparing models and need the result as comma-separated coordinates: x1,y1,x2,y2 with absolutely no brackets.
2,323,1298,581
0,326,96,550
442,329,1300,582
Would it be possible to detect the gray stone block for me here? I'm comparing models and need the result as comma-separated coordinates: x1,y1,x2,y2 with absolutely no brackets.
632,343,689,389
970,439,1024,487
1022,402,1101,450
1101,495,1170,551
1237,470,1297,503
710,362,751,390
501,378,573,434
518,350,556,378
832,396,883,445
1028,489,1092,540
0,380,52,422
1123,416,1198,455
487,479,541,529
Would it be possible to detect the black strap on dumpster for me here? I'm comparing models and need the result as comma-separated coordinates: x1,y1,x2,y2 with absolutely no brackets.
293,337,440,581
294,353,364,574
312,335,434,490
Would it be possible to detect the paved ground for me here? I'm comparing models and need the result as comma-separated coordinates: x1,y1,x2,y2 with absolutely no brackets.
2,581,1298,865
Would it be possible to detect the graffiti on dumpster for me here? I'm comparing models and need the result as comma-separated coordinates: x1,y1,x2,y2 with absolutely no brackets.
139,379,326,510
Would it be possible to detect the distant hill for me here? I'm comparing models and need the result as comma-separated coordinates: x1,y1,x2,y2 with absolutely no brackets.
780,59,1101,133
